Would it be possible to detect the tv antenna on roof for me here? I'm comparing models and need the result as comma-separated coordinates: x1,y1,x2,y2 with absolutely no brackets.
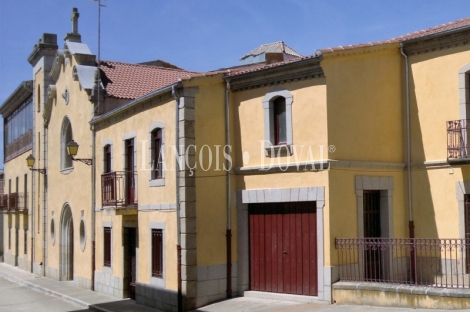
92,0,106,114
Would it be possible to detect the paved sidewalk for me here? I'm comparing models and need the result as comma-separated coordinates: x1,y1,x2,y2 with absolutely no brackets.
0,263,161,312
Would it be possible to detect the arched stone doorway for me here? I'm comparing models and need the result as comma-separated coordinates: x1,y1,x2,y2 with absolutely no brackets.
60,204,74,281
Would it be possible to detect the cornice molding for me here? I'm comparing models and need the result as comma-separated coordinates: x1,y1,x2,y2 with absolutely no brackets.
403,29,470,56
0,81,33,117
320,43,399,60
227,58,324,92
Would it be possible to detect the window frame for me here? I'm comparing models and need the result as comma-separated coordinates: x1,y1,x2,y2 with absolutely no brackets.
103,226,112,267
151,229,163,278
262,89,293,157
60,117,74,173
148,121,165,187
149,222,165,287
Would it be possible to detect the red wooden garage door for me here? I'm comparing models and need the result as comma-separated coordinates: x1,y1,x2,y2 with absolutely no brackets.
249,202,317,296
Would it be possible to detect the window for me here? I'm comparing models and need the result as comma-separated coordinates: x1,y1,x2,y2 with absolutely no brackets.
4,96,33,162
262,89,293,156
125,139,136,205
148,122,165,187
152,229,163,278
61,117,73,170
104,144,112,173
152,128,163,179
8,228,11,250
104,227,111,267
273,97,287,145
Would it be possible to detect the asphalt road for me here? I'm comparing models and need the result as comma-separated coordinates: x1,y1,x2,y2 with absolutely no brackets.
0,276,87,312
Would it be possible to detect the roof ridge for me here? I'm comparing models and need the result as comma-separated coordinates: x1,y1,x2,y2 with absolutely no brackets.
318,16,470,55
99,59,198,73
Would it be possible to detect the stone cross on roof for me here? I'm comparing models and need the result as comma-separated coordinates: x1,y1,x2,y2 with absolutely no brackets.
71,8,79,34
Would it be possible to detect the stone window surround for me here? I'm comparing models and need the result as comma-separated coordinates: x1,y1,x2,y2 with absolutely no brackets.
148,121,165,187
102,221,112,274
236,186,329,302
102,139,113,173
262,88,293,157
60,116,74,174
355,176,394,281
149,221,166,288
459,63,470,120
122,132,137,171
355,176,394,239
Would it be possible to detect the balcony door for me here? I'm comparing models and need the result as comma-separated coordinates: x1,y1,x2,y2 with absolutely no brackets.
125,139,135,205
363,190,382,280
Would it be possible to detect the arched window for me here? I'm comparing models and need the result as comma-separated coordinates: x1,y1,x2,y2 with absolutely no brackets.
262,89,293,156
61,117,73,170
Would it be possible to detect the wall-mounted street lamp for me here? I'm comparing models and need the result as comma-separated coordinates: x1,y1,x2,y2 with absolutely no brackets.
26,154,46,174
67,140,93,166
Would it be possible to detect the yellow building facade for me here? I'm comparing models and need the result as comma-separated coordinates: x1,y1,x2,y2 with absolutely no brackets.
3,8,470,311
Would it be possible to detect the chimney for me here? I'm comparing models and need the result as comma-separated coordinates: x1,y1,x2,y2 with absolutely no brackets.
64,8,81,42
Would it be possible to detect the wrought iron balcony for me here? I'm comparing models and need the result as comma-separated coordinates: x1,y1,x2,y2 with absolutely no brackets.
101,171,137,209
447,119,470,162
336,237,470,288
0,193,28,212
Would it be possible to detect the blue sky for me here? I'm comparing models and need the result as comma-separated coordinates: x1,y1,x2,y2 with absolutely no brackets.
0,0,469,165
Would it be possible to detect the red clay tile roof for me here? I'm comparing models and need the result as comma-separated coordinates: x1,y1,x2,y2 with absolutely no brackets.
225,54,318,77
318,16,470,54
99,60,197,99
227,16,470,78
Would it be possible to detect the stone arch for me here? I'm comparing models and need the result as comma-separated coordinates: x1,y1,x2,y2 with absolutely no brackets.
60,203,74,281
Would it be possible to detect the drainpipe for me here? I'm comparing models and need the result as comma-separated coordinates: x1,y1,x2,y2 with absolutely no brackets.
42,127,48,276
172,85,182,312
91,124,96,290
400,44,413,237
225,81,232,298
31,167,34,273
401,44,417,283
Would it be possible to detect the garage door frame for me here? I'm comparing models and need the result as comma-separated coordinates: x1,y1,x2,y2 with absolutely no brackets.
236,186,328,301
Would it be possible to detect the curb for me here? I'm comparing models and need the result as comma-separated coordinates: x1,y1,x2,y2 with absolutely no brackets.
0,269,90,309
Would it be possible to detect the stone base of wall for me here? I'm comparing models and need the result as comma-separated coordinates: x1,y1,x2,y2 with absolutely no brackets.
33,262,42,275
4,252,16,266
17,257,30,272
74,274,92,290
333,281,470,309
196,263,238,308
46,266,59,280
95,270,125,298
136,282,178,312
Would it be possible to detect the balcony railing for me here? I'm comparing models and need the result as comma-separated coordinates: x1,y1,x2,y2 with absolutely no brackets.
0,193,28,212
336,237,470,288
447,119,470,160
101,171,137,208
